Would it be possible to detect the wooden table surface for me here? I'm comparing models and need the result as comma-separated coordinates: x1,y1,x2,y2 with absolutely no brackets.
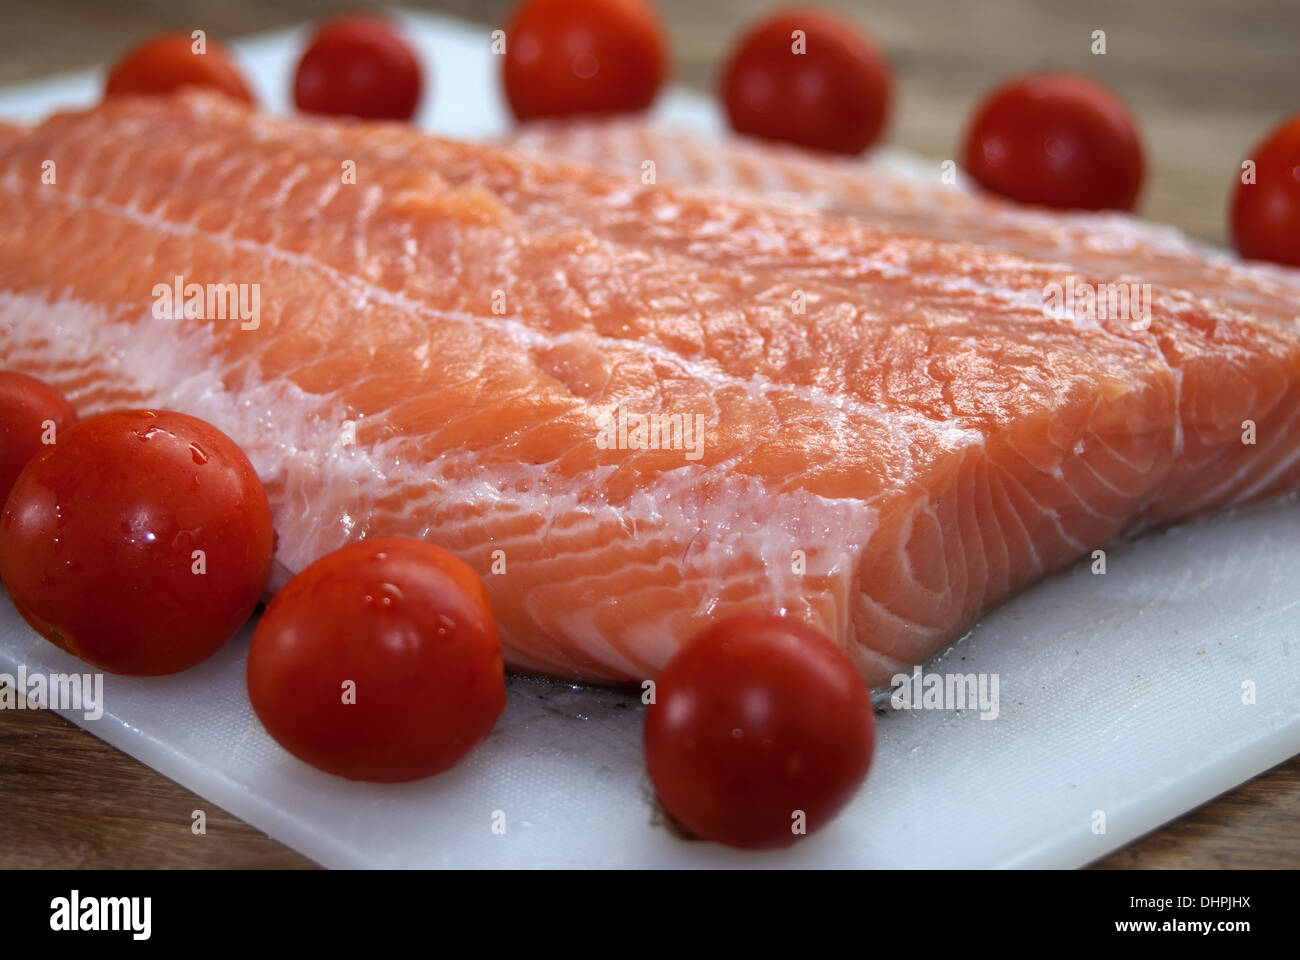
1,0,1298,868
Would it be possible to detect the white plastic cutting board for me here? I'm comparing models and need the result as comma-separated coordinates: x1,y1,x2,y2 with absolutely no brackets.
1,11,1297,869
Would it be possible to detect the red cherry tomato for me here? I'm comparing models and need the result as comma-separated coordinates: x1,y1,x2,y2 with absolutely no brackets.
644,615,875,849
293,16,422,121
0,372,76,512
961,73,1143,211
0,410,272,675
246,538,506,783
721,8,891,155
1231,114,1300,267
104,33,255,104
503,0,667,121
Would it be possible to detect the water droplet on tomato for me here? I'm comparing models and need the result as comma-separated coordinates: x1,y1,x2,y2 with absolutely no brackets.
364,582,404,608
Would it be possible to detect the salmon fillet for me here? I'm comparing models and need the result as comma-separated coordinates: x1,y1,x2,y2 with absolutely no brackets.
509,118,1300,322
3,94,1300,688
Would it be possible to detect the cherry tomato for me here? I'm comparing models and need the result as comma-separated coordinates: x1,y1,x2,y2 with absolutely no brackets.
104,33,255,104
293,16,422,121
644,615,875,849
0,372,76,513
720,8,891,155
246,538,506,783
961,73,1143,211
1231,114,1300,267
0,410,273,675
503,0,667,121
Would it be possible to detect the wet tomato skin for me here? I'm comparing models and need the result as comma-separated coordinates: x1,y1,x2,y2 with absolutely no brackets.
961,73,1143,211
293,16,422,120
0,410,273,675
246,538,506,783
503,0,667,121
721,8,891,155
0,372,77,512
1231,114,1300,267
105,33,255,103
644,615,875,849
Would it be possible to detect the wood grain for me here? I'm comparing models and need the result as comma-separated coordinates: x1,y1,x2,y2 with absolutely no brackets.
0,705,314,868
1093,756,1300,869
0,0,1297,868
